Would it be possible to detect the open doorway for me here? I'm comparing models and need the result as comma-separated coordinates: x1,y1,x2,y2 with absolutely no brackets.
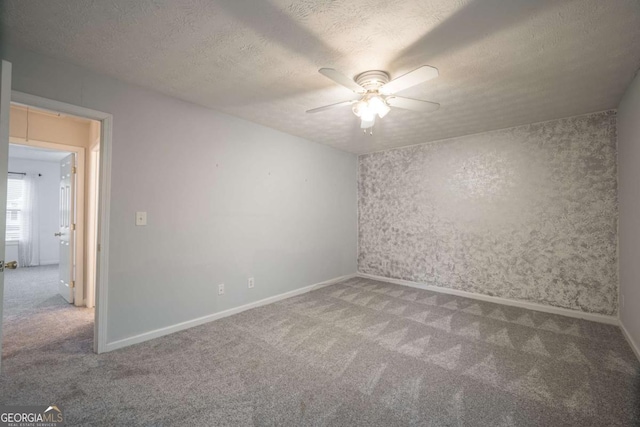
2,104,101,359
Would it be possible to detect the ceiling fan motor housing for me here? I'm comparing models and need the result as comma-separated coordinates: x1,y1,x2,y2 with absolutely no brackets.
355,70,390,91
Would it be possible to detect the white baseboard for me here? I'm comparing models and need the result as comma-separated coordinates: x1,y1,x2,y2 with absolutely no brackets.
357,273,619,325
105,273,356,352
620,321,640,362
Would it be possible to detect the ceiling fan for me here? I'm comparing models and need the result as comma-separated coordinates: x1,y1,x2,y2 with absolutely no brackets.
306,66,440,132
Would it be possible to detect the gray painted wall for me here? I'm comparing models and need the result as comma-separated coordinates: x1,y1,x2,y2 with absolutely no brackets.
359,111,618,315
618,72,640,350
4,47,358,343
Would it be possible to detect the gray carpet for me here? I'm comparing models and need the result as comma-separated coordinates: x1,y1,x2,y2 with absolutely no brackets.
1,265,94,359
1,273,639,426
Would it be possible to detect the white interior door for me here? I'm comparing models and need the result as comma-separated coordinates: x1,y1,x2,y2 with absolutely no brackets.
0,61,13,371
58,153,75,303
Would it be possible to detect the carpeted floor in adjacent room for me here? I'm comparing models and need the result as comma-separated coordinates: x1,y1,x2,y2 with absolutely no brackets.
1,270,639,426
1,265,94,360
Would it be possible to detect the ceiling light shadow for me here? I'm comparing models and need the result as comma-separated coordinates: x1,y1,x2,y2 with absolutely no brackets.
216,0,335,64
391,0,573,69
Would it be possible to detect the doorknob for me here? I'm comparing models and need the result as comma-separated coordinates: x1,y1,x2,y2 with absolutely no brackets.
5,261,17,269
54,232,62,237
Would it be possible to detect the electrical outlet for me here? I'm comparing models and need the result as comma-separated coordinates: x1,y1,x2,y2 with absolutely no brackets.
248,277,255,288
218,283,225,295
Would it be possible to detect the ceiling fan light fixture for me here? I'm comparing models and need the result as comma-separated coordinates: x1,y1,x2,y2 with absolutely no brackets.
369,95,390,118
352,100,367,117
360,110,375,124
360,116,375,129
352,95,390,125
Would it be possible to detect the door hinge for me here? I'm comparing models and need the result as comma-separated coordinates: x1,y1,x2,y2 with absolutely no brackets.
72,166,77,174
0,260,4,272
72,223,76,231
70,280,75,289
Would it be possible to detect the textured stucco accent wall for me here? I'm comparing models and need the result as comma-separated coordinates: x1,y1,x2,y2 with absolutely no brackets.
358,111,618,315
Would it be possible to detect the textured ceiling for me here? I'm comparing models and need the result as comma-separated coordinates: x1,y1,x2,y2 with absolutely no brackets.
3,0,640,154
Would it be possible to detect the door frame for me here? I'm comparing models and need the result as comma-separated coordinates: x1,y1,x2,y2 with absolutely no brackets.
86,143,100,309
0,61,12,372
9,137,86,306
10,91,113,354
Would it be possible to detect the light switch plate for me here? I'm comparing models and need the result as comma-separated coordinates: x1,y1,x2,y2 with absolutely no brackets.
136,211,147,226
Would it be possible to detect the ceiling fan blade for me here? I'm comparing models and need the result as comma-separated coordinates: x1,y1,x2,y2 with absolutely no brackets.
319,68,366,94
380,65,439,95
386,96,440,113
306,99,357,114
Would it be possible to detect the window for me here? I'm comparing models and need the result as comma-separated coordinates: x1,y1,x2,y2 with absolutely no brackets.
6,177,24,242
